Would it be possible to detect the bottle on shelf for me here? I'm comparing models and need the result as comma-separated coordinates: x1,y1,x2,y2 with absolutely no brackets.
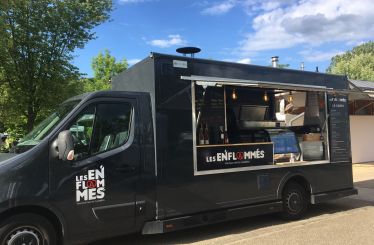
199,124,205,145
204,123,210,145
224,130,229,144
219,126,225,144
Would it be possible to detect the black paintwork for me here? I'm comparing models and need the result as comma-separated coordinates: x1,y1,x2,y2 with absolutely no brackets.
0,153,17,162
0,91,156,244
0,53,355,245
113,53,354,220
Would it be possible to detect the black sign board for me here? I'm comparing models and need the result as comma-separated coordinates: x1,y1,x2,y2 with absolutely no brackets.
328,95,351,163
196,143,274,172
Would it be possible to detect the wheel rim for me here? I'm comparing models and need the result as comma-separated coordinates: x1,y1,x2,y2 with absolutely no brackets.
286,191,303,214
6,226,43,245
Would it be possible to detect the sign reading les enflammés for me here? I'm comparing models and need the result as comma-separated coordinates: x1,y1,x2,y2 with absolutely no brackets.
197,143,274,172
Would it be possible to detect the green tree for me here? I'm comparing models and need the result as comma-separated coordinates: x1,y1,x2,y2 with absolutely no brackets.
84,49,128,91
278,64,290,69
327,41,374,81
0,0,112,133
268,63,290,68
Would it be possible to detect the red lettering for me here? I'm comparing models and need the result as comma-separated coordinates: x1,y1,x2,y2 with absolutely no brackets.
86,180,97,189
236,152,244,160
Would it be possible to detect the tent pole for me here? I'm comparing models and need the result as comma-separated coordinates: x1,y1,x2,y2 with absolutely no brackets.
224,86,228,132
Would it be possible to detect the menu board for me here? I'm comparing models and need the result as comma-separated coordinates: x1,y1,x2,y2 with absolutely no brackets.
328,95,351,163
196,143,274,172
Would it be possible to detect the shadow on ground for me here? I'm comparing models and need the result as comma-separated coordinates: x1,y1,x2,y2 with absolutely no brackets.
90,197,373,245
355,178,374,188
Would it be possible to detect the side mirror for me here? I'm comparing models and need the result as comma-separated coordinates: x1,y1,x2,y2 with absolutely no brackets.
57,130,74,161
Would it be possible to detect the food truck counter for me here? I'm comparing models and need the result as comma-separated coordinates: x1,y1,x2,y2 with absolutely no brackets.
196,128,325,168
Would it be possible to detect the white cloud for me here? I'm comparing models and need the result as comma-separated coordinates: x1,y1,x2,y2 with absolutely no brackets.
222,57,251,64
299,50,344,62
237,58,251,64
119,0,149,3
201,0,236,15
148,34,187,48
239,0,374,54
201,0,296,16
242,0,297,14
127,58,141,66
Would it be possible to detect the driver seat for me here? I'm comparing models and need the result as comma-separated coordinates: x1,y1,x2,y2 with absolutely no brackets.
99,134,114,152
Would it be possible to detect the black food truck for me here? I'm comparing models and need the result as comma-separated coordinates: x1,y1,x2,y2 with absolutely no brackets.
0,52,358,245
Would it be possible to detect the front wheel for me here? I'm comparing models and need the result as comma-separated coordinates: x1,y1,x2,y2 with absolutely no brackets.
281,182,309,220
0,213,56,245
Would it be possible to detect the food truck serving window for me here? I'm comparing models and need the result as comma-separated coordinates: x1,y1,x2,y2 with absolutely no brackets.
191,80,331,175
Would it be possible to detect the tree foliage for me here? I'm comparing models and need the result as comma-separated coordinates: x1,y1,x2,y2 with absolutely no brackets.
0,0,112,133
83,49,128,91
327,41,374,81
278,64,290,69
268,63,290,68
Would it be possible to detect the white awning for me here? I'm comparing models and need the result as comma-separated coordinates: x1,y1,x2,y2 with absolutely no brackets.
181,75,374,98
181,75,333,92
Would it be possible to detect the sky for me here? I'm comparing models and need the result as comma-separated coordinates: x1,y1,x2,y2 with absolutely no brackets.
72,0,374,77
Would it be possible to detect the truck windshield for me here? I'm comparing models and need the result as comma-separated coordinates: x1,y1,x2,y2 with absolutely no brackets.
16,100,80,152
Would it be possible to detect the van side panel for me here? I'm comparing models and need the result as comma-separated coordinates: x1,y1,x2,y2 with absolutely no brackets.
113,53,354,220
136,94,157,226
152,55,354,219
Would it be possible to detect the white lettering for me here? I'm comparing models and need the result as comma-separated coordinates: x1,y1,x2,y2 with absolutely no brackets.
75,166,106,204
88,188,96,200
88,170,95,180
96,166,105,179
244,151,250,159
259,150,265,158
76,190,88,202
96,187,105,199
97,179,105,188
222,151,228,161
217,153,222,162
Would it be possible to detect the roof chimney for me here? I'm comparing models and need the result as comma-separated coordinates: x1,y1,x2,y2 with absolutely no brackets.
315,66,319,73
271,56,279,68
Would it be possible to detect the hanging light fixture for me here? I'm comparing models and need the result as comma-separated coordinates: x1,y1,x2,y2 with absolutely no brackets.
232,88,238,100
288,91,294,102
263,91,269,102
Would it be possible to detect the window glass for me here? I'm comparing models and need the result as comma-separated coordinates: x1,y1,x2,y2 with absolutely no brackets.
68,105,96,160
17,100,80,150
90,103,132,154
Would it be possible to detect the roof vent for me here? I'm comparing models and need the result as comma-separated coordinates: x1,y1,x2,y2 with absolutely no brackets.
300,62,305,71
271,56,279,68
176,47,201,58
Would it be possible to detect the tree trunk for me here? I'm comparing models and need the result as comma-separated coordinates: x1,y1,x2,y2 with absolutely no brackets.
26,105,36,133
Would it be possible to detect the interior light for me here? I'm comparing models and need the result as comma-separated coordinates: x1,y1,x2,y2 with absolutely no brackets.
288,91,294,102
232,88,238,100
263,91,269,102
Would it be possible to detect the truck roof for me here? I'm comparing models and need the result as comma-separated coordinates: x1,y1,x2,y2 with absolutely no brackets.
150,52,347,80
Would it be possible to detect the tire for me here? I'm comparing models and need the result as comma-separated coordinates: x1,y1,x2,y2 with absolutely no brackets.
281,182,308,220
0,213,57,245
